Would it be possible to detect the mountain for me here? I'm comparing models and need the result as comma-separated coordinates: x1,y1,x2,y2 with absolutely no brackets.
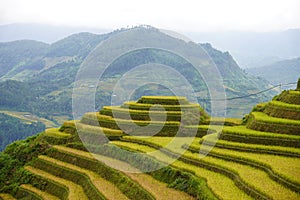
246,57,300,85
0,84,299,199
187,29,300,68
0,32,112,81
0,40,49,78
2,23,300,70
0,23,109,43
0,26,275,121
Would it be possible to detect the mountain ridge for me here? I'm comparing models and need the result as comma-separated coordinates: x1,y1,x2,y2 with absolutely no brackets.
0,27,275,119
246,57,300,85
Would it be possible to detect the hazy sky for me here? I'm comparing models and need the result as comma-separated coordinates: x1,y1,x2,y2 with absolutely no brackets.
1,0,300,32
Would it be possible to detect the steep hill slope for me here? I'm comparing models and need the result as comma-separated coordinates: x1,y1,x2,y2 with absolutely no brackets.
0,113,45,151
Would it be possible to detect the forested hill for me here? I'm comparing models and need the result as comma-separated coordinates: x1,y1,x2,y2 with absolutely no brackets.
0,26,274,119
0,113,45,151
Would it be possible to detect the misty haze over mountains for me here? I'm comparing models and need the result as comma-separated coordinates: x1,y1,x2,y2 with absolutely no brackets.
1,23,300,70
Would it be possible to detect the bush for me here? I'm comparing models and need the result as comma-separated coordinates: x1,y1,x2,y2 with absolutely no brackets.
59,120,78,134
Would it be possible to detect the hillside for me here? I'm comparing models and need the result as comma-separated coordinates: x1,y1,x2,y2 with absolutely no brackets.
0,81,300,199
0,40,49,78
0,113,45,151
0,26,275,116
246,57,300,85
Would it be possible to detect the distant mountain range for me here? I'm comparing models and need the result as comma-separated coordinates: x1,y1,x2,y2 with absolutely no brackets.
1,23,299,70
0,23,109,43
187,29,300,68
0,26,275,118
246,57,300,85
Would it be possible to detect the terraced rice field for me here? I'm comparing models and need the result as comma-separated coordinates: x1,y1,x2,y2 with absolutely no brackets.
25,166,89,200
2,91,300,199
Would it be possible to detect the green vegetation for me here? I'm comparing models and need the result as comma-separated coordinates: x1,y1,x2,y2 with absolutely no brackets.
247,112,300,135
80,143,217,200
111,141,254,200
137,96,189,105
44,128,71,138
264,101,300,120
49,146,156,200
31,157,106,200
100,106,183,121
218,126,300,147
204,117,242,126
0,113,45,151
122,101,201,111
222,126,300,140
1,84,300,199
25,166,88,200
50,146,193,200
39,155,129,200
0,193,16,200
0,26,277,123
275,90,300,105
113,139,300,199
250,111,300,126
0,135,51,197
20,184,60,200
201,138,300,156
268,100,300,111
